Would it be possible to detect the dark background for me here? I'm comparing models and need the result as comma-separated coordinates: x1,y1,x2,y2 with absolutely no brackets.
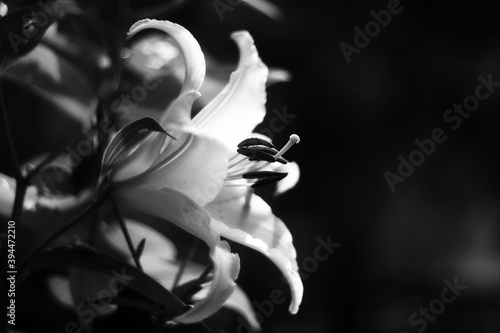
168,1,500,332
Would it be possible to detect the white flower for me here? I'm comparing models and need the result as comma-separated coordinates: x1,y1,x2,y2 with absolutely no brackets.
106,19,303,324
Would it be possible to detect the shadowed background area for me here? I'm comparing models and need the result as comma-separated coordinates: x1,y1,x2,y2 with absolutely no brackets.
167,0,500,332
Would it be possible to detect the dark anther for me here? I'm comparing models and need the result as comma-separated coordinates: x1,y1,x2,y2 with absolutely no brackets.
237,137,275,149
251,173,288,188
242,171,288,179
237,147,277,162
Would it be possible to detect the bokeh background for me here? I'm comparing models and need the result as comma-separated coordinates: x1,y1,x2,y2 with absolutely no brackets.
3,0,500,332
166,1,500,332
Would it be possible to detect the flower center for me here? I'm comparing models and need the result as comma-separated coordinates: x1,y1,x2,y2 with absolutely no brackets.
225,134,300,188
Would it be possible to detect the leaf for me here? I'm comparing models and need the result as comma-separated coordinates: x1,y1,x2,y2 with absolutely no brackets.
22,246,190,319
135,238,146,259
100,117,171,178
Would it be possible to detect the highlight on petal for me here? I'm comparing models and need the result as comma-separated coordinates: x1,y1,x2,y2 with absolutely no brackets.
128,19,205,126
191,284,260,330
206,190,303,314
46,274,74,308
124,126,229,207
192,31,269,150
242,0,283,20
0,173,38,217
113,185,240,322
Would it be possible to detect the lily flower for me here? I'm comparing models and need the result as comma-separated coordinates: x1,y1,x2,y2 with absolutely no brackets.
106,19,303,324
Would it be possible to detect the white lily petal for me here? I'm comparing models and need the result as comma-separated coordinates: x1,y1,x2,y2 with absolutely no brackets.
191,282,261,331
46,275,74,308
124,126,229,206
114,185,240,322
192,31,268,150
97,219,177,263
128,19,205,126
175,241,239,324
0,173,38,217
206,190,303,314
274,161,300,195
242,0,283,20
219,285,261,331
267,67,292,85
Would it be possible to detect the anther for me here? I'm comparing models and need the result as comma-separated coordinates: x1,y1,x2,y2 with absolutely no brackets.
274,134,300,160
237,147,277,162
238,137,275,149
251,173,288,188
242,171,288,179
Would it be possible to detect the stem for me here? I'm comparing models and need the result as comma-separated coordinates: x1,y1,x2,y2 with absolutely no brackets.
10,179,27,222
0,77,22,180
0,76,28,222
111,197,143,271
172,239,198,290
178,262,214,301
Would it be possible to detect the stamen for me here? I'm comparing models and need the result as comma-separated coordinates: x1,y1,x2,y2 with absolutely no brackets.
242,171,287,179
224,182,253,188
238,137,275,149
229,155,250,169
274,134,300,160
251,173,288,188
237,147,277,162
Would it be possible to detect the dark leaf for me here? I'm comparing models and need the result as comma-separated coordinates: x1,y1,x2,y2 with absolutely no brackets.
135,238,146,259
21,246,189,319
